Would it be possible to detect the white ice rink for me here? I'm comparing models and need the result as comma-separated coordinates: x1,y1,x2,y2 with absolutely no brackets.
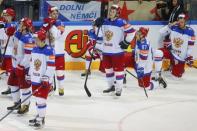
0,68,197,131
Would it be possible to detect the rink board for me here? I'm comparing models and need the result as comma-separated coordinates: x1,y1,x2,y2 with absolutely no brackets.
36,21,197,70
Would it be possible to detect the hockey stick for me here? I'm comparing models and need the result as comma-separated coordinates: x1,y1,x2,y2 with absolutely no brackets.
0,36,10,67
84,27,101,97
47,31,56,91
191,64,197,69
126,69,148,98
0,85,42,122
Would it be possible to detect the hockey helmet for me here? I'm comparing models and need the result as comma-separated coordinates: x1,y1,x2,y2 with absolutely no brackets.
34,29,46,41
110,4,121,16
138,27,149,37
48,6,58,14
2,8,16,17
177,13,188,20
21,17,33,29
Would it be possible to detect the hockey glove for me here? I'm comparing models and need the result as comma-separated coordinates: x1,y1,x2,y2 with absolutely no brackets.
16,65,25,77
119,40,130,49
136,67,144,79
185,56,193,67
41,75,50,88
93,17,104,28
6,26,16,36
42,18,56,31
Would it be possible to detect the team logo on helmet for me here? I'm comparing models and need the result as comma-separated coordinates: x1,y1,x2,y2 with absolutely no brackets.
34,59,42,71
105,30,113,41
173,37,183,48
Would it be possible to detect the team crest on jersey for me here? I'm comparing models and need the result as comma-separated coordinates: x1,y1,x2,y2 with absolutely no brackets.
34,59,42,71
105,30,113,41
173,38,183,48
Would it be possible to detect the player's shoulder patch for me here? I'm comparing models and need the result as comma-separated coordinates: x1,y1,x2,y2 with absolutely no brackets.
171,25,179,30
55,20,63,26
44,45,54,55
185,26,195,36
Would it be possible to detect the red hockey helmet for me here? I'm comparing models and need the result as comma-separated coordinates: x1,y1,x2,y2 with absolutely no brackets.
177,13,188,21
21,17,33,28
48,6,58,14
138,27,149,37
3,8,16,17
110,4,121,16
34,29,46,41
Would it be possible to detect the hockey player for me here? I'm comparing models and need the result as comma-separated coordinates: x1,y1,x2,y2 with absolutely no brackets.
0,8,16,95
96,4,136,96
159,13,195,79
134,27,166,89
81,22,104,77
7,17,34,114
28,29,55,129
42,6,65,96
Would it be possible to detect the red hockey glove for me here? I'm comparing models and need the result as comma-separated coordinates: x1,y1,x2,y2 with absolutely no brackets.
42,18,56,31
16,65,25,77
6,26,16,36
41,75,50,88
185,56,193,67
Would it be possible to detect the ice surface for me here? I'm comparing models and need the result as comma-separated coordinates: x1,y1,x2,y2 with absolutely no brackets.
0,68,197,131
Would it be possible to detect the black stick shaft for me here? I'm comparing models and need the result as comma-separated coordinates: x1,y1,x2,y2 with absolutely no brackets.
0,86,42,122
126,69,148,98
84,27,101,97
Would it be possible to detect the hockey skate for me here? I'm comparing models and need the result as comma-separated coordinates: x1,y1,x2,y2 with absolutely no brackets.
29,115,38,126
81,70,91,77
7,101,21,110
31,117,45,129
103,85,115,93
115,88,122,96
58,88,64,96
17,104,30,114
152,76,167,88
1,88,11,95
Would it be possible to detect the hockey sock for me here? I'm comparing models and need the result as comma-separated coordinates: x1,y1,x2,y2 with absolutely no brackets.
154,50,163,78
105,68,115,87
115,71,124,90
36,97,47,118
10,86,20,103
21,88,31,105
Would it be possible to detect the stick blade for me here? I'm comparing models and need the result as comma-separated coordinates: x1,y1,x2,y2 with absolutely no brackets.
84,84,91,97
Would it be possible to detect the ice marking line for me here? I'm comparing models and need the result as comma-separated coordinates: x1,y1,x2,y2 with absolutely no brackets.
118,99,197,131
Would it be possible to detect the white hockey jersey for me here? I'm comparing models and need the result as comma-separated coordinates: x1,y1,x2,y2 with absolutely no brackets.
45,20,65,56
134,39,153,74
101,18,135,55
12,31,34,68
29,45,55,85
0,23,16,58
160,25,195,62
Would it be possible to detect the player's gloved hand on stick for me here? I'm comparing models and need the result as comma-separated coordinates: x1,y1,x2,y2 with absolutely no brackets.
16,65,25,77
185,56,193,67
136,67,144,79
119,39,130,49
42,17,56,31
94,17,104,28
41,75,50,88
6,26,16,36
